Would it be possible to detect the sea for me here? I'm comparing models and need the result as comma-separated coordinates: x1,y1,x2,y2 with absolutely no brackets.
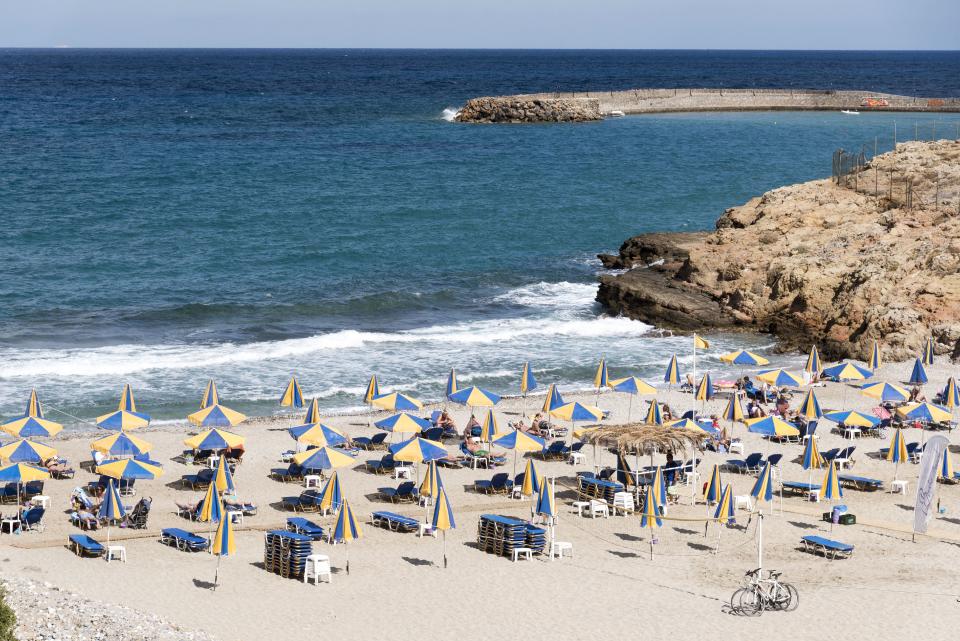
2,49,960,427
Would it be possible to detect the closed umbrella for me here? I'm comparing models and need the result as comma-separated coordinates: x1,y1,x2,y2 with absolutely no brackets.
363,375,380,407
302,398,322,425
663,355,681,387
801,434,824,488
480,409,499,445
431,487,455,568
798,390,824,420
317,471,344,515
639,485,662,558
939,450,954,482
279,376,304,409
197,483,223,524
819,460,842,502
541,384,565,413
213,454,235,495
885,427,908,482
922,337,935,366
445,369,458,400
593,357,609,405
908,358,928,385
703,464,722,505
211,494,235,590
98,478,126,545
520,458,543,497
520,362,537,417
869,340,882,371
805,346,822,375
750,462,776,511
644,400,663,426
332,500,362,573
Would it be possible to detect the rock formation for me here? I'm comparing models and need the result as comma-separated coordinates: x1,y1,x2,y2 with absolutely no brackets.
455,97,602,123
597,140,960,361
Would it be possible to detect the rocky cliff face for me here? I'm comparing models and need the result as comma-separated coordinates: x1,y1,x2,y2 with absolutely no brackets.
597,140,960,361
455,97,602,123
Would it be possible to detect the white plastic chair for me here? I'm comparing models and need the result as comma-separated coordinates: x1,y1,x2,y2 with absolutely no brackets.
588,500,609,518
304,554,332,584
612,491,634,515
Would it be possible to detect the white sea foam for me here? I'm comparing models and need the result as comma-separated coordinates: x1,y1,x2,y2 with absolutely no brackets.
492,281,598,311
441,108,460,122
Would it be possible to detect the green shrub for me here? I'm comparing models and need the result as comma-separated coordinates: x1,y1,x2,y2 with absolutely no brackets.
0,586,16,641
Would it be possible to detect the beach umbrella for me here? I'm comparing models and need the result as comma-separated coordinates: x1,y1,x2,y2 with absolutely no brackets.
292,446,356,472
419,460,444,503
703,464,723,504
886,427,908,481
480,409,499,444
819,460,842,502
184,429,245,452
896,402,951,424
200,380,219,409
756,369,804,388
644,400,663,426
213,454,235,495
542,384,565,413
98,478,126,530
94,405,148,432
23,389,44,418
371,392,423,412
211,495,236,591
432,487,456,568
694,374,714,403
551,401,603,444
609,376,656,422
922,337,935,366
363,375,380,406
520,362,537,396
651,465,667,507
0,439,57,464
318,471,344,514
374,412,430,434
939,450,954,482
909,358,929,385
722,395,745,427
663,355,681,386
942,378,960,409
492,428,545,477
332,500,362,574
279,376,304,409
448,386,501,409
714,484,735,527
821,362,872,381
860,382,909,403
188,400,247,428
535,477,556,521
666,418,718,437
197,482,223,524
750,461,775,505
2,415,64,439
389,437,447,463
302,398,322,425
616,451,637,490
805,346,822,374
720,350,770,366
745,416,800,438
798,390,824,420
0,463,49,507
95,458,163,481
823,410,881,429
802,435,824,487
288,422,348,448
869,340,882,371
593,357,609,403
91,432,153,458
520,458,543,496
639,485,662,535
445,369,458,400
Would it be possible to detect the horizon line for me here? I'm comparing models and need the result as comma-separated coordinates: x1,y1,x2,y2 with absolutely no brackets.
1,46,959,53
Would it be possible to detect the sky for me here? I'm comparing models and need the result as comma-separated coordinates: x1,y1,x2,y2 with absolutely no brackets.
2,0,958,49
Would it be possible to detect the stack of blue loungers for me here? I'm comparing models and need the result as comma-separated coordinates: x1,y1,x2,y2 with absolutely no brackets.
264,530,313,580
476,514,547,558
578,476,624,503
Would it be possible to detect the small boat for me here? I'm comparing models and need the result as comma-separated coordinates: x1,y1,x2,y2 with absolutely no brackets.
607,110,625,117
841,110,860,115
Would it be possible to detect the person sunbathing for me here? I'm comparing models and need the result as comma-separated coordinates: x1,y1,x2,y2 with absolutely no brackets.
910,386,926,402
465,415,481,433
438,410,455,429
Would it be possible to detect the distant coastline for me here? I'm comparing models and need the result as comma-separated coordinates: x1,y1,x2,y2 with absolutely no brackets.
454,88,960,122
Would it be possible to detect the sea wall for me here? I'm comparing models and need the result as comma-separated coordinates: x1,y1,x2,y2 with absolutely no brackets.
455,89,960,122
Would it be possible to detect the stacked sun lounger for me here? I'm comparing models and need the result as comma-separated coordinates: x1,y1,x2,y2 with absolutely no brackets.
524,524,547,553
264,529,314,580
476,514,546,558
578,476,624,504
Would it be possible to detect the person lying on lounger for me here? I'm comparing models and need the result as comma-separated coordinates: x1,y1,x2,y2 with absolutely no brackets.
438,410,455,429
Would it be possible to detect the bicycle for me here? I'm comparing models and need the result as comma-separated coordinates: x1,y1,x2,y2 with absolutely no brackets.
730,568,799,615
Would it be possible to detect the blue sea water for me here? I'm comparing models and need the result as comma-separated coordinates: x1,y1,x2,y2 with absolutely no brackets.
2,49,959,424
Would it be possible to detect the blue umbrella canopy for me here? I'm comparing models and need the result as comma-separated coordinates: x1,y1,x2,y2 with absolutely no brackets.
908,358,928,385
98,479,126,522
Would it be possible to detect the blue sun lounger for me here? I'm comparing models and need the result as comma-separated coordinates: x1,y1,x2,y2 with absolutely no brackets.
69,534,105,558
838,474,884,491
725,452,763,474
801,535,854,559
781,481,821,496
371,511,420,533
287,517,326,540
160,528,209,552
379,481,419,503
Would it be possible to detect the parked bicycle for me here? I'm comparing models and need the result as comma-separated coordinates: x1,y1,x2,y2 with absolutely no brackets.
730,568,799,615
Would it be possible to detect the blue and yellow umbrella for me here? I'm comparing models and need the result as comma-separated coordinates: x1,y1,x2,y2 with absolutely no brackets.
640,485,662,530
520,362,537,396
663,355,682,385
188,390,247,429
372,391,423,412
292,446,356,472
922,337,935,366
542,384,565,412
745,416,799,438
756,369,804,388
520,458,543,496
332,500,362,573
213,454,235,494
896,402,951,424
2,415,63,439
644,400,663,426
91,432,153,458
184,429,245,452
819,460,842,501
942,377,960,409
720,350,769,366
200,380,219,409
445,369,458,399
651,466,666,507
288,422,347,447
909,358,928,385
821,362,872,381
98,478,126,523
197,482,223,523
432,487,456,568
593,357,609,390
419,460,444,501
805,346,822,374
448,386,501,408
480,409,500,443
802,436,824,471
714,484,735,525
939,450,954,481
667,418,718,437
722,395,745,423
535,478,556,520
492,429,545,453
750,461,775,504
302,398,322,425
824,410,880,429
363,375,380,405
798,389,823,420
703,464,723,503
550,401,603,423
23,389,44,418
860,382,909,403
0,462,49,484
0,439,57,464
610,376,656,421
279,376,304,409
211,494,236,589
318,470,344,514
389,437,447,463
869,340,882,371
96,458,163,481
886,427,908,463
695,374,714,402
374,412,430,434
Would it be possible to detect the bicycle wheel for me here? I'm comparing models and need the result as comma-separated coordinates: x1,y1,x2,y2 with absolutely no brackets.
782,583,799,611
768,582,792,610
738,586,763,616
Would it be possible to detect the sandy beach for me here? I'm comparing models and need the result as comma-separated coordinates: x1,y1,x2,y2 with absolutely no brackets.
4,356,960,640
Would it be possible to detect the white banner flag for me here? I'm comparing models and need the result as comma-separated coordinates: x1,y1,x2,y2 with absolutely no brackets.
914,434,948,535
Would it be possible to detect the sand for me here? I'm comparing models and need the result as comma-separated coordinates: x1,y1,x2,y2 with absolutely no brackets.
4,357,960,640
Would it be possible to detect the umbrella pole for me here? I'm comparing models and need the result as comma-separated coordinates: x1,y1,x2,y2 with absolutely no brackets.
627,395,633,423
213,555,221,591
443,531,447,569
346,547,350,575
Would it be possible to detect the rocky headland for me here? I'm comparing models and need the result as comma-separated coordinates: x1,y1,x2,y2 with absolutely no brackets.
597,140,960,361
455,96,602,123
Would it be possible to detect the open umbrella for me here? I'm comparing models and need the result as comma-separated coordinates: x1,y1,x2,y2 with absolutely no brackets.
745,416,799,439
896,402,951,424
492,429,545,477
909,358,928,385
720,350,769,366
184,429,245,453
805,346,822,375
798,390,823,420
288,422,348,448
448,386,500,409
279,376,304,409
609,376,656,422
0,439,57,464
432,487,455,568
318,471,344,514
332,500,362,573
389,437,447,464
885,427,908,482
756,369,804,388
371,392,423,412
922,337,935,366
520,362,537,417
96,458,163,481
520,458,543,497
211,495,236,590
550,401,603,443
663,355,681,387
2,415,63,439
822,362,872,381
374,412,430,434
860,382,909,403
292,446,356,473
91,432,153,458
0,463,49,508
824,410,880,432
188,381,247,428
541,384,565,413
869,340,882,371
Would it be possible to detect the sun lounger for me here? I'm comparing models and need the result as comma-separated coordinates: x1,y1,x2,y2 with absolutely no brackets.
837,474,884,491
160,528,209,552
436,456,464,469
70,510,99,530
181,469,214,490
379,481,419,504
800,535,854,559
287,517,326,540
365,454,396,474
781,481,821,496
474,473,514,494
175,501,200,520
725,452,763,474
224,498,257,515
354,433,389,450
269,464,304,483
18,507,45,533
371,511,420,533
69,534,105,558
539,442,568,460
282,491,321,512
